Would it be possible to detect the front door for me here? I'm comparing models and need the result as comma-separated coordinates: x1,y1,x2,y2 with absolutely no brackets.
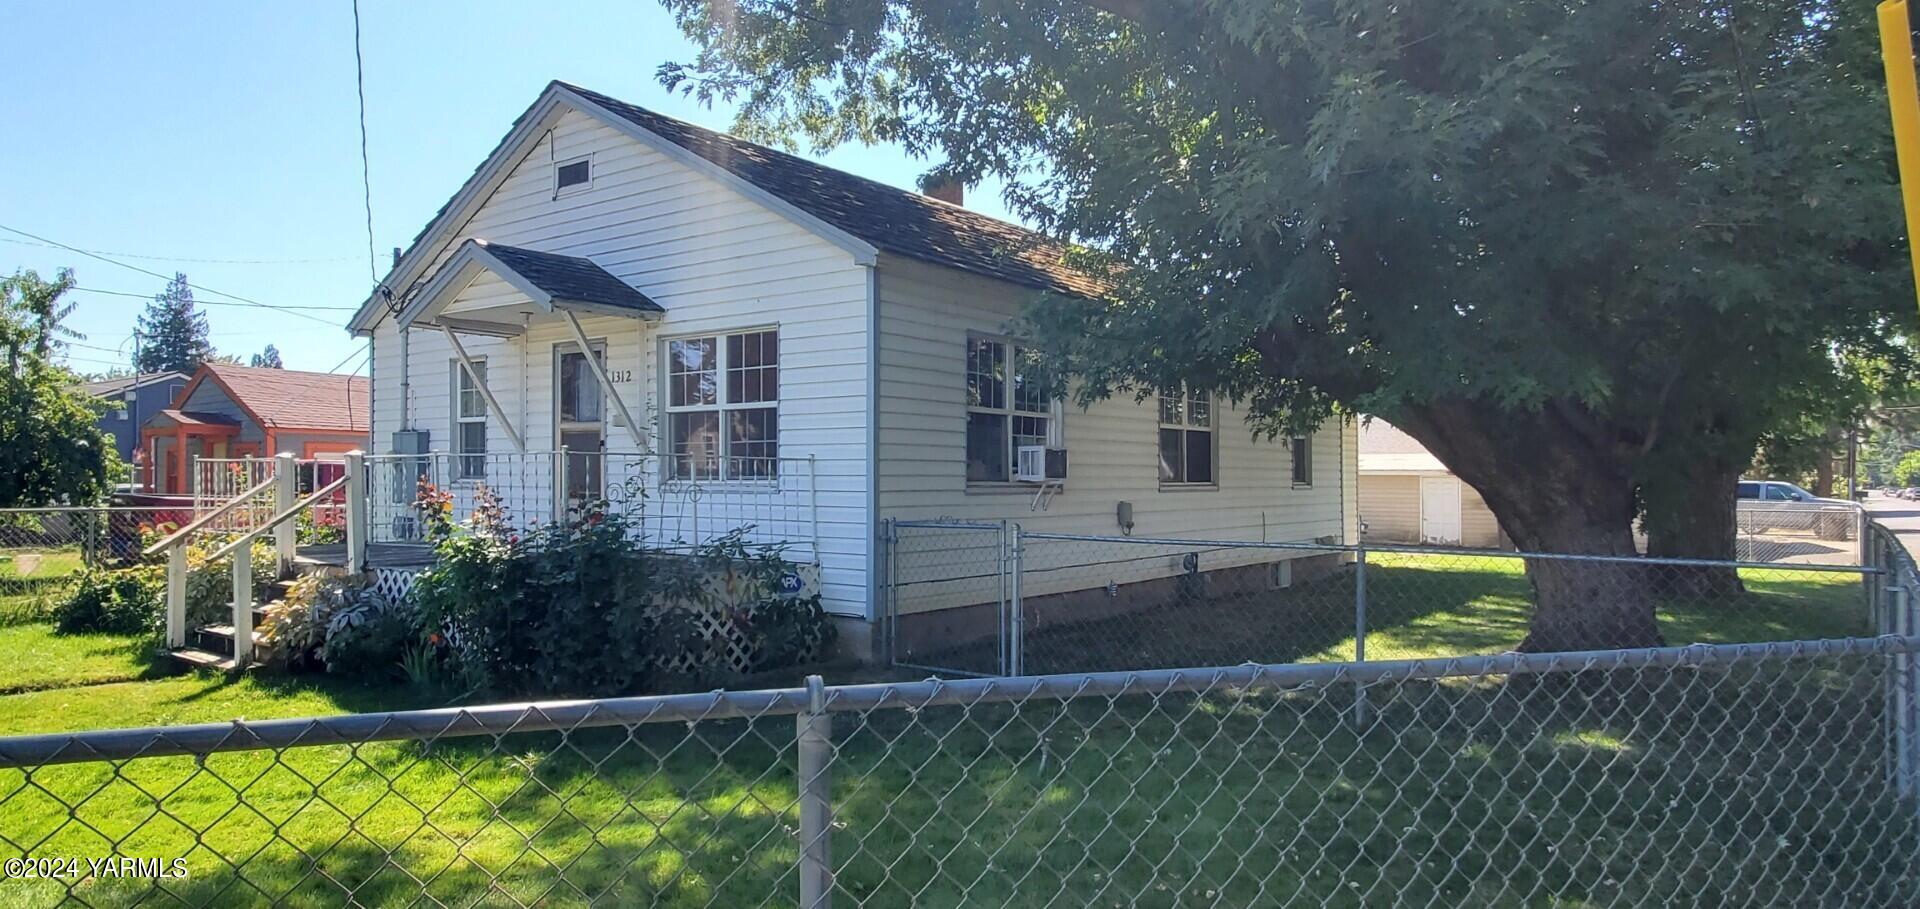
556,343,607,507
1419,476,1463,544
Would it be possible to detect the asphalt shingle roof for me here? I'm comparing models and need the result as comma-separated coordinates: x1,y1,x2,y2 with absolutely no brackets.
560,83,1106,298
203,364,370,433
474,240,665,315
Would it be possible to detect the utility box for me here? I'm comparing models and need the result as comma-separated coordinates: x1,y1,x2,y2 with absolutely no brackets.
391,430,431,454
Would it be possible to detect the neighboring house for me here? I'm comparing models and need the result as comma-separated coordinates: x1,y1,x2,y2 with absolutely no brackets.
343,80,1356,649
85,372,189,477
1358,418,1506,549
139,364,370,496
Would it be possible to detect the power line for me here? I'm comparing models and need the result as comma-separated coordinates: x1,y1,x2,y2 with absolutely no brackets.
0,223,342,326
67,285,354,311
326,343,370,374
0,235,360,265
352,0,379,284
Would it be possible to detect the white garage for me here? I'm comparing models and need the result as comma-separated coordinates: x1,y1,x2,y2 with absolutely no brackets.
1358,419,1506,549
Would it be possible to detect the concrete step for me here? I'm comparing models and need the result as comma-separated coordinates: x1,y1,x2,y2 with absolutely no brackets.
166,647,262,673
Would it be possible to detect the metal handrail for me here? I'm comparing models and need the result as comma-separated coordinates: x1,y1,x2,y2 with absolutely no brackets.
206,476,349,562
140,475,278,557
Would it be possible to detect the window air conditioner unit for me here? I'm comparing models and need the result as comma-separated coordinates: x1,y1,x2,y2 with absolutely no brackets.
1016,446,1068,483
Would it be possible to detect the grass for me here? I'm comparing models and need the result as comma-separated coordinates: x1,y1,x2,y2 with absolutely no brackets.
0,546,84,626
0,552,1904,907
0,625,167,696
933,552,1872,675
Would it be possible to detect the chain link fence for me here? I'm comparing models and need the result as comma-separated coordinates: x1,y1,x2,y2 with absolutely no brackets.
0,507,194,624
886,521,1883,678
1,635,1918,906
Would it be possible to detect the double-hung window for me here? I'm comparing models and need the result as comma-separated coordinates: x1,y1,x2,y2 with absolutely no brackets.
966,337,1051,483
1290,436,1313,486
1158,388,1214,485
665,329,779,480
453,359,488,479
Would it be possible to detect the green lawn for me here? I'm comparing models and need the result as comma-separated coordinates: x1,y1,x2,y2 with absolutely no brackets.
0,547,85,626
0,624,168,696
0,555,1907,907
981,553,1871,675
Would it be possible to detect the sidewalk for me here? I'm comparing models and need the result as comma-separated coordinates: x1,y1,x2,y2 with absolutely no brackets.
1865,491,1920,563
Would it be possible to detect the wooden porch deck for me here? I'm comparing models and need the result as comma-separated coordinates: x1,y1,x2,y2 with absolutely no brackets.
294,542,434,570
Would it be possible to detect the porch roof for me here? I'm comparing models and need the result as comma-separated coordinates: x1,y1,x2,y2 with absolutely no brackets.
151,409,242,434
398,239,664,336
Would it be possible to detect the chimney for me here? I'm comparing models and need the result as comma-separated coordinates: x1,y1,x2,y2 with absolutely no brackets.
391,246,403,268
923,180,964,206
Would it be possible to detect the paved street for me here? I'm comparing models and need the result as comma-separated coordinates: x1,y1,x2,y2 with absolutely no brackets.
1865,490,1920,562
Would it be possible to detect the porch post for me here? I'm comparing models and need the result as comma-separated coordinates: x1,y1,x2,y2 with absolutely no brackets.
440,324,526,452
273,451,298,571
561,310,647,450
345,450,368,574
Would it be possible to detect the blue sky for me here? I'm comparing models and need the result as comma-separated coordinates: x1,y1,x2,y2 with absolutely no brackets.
0,1,1014,376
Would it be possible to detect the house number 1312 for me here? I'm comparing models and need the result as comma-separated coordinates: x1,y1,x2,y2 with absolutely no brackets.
605,369,633,383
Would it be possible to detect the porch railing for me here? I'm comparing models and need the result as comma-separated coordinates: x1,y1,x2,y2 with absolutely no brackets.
363,451,821,561
146,452,368,663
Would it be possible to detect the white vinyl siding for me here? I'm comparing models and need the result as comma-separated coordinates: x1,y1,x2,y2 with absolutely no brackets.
365,107,871,616
875,255,1349,615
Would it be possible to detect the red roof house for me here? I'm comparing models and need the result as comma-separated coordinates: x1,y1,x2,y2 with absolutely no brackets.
139,364,370,495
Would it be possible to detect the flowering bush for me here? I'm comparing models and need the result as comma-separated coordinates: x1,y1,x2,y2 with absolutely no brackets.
407,483,833,697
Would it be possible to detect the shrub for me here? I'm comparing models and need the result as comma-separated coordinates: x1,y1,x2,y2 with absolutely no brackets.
320,600,416,679
408,484,834,698
297,508,346,545
259,574,415,677
53,568,162,636
183,538,277,627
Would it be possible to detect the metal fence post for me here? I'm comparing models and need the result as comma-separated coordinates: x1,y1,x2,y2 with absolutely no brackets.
1352,545,1371,729
1893,584,1913,801
880,518,896,667
796,674,833,909
1009,523,1025,677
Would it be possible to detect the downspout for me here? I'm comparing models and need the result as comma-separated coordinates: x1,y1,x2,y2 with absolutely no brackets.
865,261,881,625
365,334,376,453
399,321,411,432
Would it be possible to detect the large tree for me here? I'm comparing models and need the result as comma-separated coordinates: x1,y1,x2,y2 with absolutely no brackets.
134,272,214,374
0,268,83,358
249,344,283,369
661,0,1915,649
0,273,112,507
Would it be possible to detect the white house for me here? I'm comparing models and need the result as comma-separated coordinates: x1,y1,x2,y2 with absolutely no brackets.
344,81,1356,654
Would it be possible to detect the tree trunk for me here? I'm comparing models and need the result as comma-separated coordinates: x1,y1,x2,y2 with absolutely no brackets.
1392,399,1664,651
1642,453,1746,600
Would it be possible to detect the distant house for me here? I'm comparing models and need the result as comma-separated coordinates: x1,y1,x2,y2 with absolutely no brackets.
1358,418,1505,548
139,364,369,495
84,372,189,475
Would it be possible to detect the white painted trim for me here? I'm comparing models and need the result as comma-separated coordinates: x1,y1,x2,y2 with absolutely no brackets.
350,93,573,334
442,324,526,452
351,83,880,335
865,263,880,623
552,152,594,198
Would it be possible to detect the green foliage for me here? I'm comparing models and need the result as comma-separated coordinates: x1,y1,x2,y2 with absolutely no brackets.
259,572,414,678
0,271,113,508
133,273,215,374
319,600,416,680
183,538,277,627
1893,451,1920,488
52,569,161,637
409,484,833,698
249,344,283,369
296,508,345,545
660,0,1917,563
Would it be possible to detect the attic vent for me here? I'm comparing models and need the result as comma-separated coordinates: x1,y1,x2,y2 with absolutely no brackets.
555,158,591,192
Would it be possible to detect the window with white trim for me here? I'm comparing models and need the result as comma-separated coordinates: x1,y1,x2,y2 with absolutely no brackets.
453,359,488,479
665,329,779,480
1158,388,1214,485
1290,435,1313,486
965,337,1053,483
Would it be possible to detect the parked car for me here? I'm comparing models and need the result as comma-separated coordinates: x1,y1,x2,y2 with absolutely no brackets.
1735,479,1858,540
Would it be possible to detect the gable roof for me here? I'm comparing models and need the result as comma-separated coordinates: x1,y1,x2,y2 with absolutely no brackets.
559,83,1106,299
186,364,370,433
84,371,188,398
350,81,1102,333
470,240,664,315
1357,417,1448,474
